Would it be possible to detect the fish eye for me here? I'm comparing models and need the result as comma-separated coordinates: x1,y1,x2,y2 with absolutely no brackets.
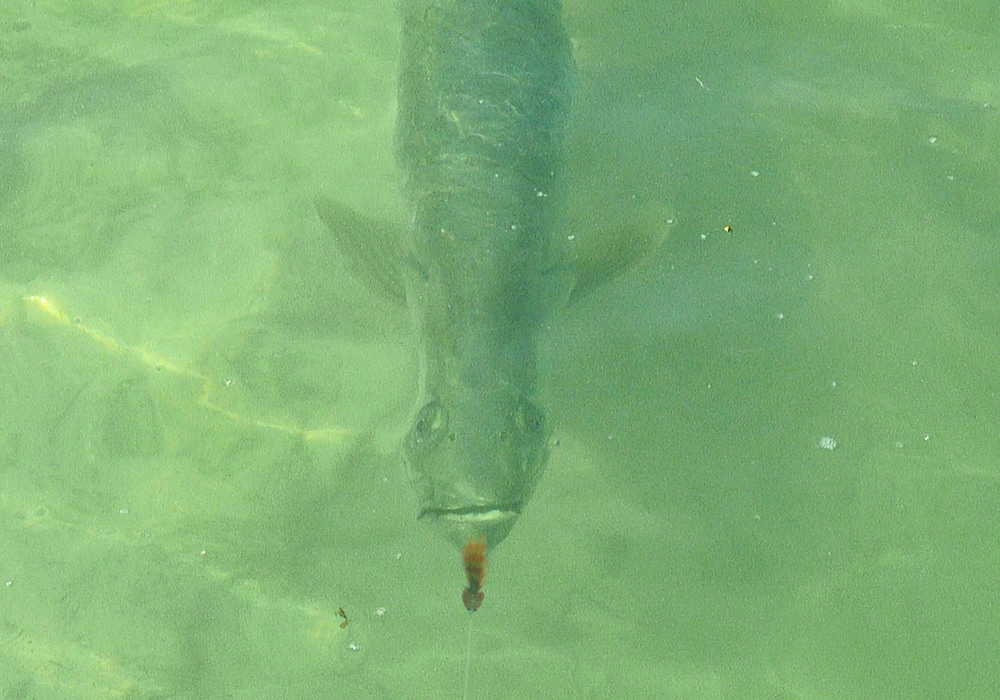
515,398,544,434
411,400,446,450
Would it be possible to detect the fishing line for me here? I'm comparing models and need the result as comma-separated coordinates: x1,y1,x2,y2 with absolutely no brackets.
463,611,474,700
461,536,486,699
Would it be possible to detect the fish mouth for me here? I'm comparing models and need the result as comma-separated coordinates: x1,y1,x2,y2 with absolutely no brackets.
417,504,522,548
418,504,521,523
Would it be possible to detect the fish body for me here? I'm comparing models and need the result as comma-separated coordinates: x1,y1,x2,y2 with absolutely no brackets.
395,0,572,549
315,0,668,550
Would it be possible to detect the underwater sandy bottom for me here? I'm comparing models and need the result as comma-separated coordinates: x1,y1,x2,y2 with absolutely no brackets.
3,1,1000,698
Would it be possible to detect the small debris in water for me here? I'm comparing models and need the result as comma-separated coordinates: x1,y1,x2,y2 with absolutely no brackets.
819,436,837,450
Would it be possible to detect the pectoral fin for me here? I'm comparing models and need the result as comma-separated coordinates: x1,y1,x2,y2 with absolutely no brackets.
563,202,675,304
313,196,408,306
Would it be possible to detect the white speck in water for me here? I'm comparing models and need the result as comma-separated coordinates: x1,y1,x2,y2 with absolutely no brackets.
375,607,387,617
750,170,760,177
819,436,837,450
895,441,904,449
928,136,938,144
348,642,361,651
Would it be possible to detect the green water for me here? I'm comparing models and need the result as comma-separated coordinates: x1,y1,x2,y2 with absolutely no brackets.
1,0,998,697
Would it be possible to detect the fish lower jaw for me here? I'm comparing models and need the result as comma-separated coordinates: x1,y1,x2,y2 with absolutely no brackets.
417,505,521,549
418,504,521,520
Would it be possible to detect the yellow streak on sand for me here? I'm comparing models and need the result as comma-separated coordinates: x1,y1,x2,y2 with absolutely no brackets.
21,292,356,445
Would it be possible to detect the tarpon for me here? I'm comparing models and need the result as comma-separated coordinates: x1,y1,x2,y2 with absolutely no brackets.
316,0,669,551
393,0,572,551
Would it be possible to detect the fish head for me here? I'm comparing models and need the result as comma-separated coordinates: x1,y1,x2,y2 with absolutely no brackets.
402,391,550,549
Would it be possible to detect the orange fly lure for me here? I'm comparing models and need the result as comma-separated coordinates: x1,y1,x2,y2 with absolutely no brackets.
461,536,488,612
